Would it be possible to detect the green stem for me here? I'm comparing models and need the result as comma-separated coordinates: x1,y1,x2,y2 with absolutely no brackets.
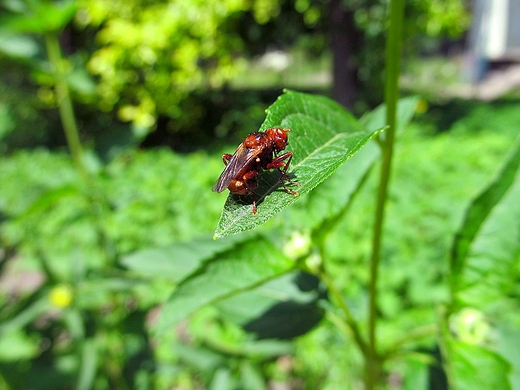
437,305,455,389
366,0,404,388
318,267,368,357
44,32,86,177
45,33,117,266
383,324,437,359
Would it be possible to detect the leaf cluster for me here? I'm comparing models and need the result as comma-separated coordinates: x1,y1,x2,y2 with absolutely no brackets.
1,90,520,388
144,91,520,388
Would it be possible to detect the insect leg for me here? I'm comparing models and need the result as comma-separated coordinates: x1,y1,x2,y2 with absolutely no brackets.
267,152,299,195
267,152,293,172
252,194,257,215
222,154,233,166
242,170,259,214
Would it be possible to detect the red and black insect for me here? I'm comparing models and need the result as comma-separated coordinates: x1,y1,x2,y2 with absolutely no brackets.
212,127,299,214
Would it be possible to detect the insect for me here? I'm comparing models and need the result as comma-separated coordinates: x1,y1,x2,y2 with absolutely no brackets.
212,127,299,214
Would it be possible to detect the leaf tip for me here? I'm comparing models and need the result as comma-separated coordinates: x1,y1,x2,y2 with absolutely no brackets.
377,126,389,136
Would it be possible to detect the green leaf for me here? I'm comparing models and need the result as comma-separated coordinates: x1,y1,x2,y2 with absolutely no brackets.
455,161,520,307
18,184,80,218
0,298,49,334
287,96,417,233
0,330,39,361
0,0,77,34
217,272,324,339
121,234,251,283
214,90,382,238
155,236,294,333
495,324,520,389
0,32,39,58
174,342,225,373
288,141,379,232
216,272,319,325
0,103,15,141
77,339,98,390
448,340,511,390
238,338,293,358
403,359,429,390
239,361,266,390
360,95,418,135
67,67,96,97
209,368,233,390
450,135,520,304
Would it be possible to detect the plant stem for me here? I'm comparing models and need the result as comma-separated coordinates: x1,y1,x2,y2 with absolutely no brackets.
44,32,118,266
319,268,368,357
383,324,438,359
366,0,404,388
44,32,86,177
437,305,455,389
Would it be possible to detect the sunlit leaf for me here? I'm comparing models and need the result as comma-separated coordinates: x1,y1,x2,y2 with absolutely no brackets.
18,185,80,218
0,1,77,34
121,234,251,283
214,90,382,238
155,236,294,333
217,272,325,339
210,367,232,390
0,330,39,361
448,340,511,390
360,95,418,135
287,96,418,232
67,68,97,97
495,323,520,389
455,167,520,307
239,361,266,390
77,339,97,390
403,359,429,390
0,32,39,58
216,272,318,325
450,135,520,305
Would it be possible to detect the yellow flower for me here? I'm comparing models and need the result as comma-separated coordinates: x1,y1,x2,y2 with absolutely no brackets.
49,284,73,309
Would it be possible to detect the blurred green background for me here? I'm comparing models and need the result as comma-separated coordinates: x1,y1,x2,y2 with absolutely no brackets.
1,0,519,389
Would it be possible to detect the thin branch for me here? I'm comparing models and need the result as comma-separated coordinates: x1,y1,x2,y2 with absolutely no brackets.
318,268,368,357
44,32,86,177
366,0,405,388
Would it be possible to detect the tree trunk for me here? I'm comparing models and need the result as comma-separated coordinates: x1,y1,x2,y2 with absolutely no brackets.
329,0,362,109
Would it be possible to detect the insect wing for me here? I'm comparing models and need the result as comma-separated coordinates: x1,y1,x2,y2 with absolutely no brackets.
212,143,259,192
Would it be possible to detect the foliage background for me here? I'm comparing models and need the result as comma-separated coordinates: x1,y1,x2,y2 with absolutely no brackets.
1,0,520,389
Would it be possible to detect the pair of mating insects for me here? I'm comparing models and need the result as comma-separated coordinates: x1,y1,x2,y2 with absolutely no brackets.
212,128,298,214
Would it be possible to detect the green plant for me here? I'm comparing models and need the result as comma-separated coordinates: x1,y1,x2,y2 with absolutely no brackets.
78,0,284,133
0,0,98,148
135,99,520,389
1,0,519,389
123,3,518,389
